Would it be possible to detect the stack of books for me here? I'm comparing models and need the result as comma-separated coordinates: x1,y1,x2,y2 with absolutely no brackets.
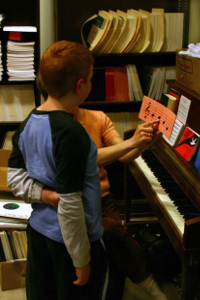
6,40,36,81
81,8,184,54
0,230,27,261
142,65,176,101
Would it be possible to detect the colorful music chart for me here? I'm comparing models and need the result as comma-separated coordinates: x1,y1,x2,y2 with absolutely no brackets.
139,96,176,139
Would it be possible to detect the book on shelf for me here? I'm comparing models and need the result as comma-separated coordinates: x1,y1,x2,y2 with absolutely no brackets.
175,126,200,161
166,94,178,111
143,66,176,101
86,68,106,102
2,131,15,150
148,67,166,100
128,9,150,53
81,11,112,52
126,64,144,101
113,67,130,101
105,68,115,102
160,93,169,107
91,10,114,53
160,93,178,112
98,10,122,53
16,231,27,258
168,88,180,114
0,235,6,262
108,10,128,53
0,84,38,122
11,230,24,259
163,118,185,147
0,231,14,261
194,148,200,175
6,230,18,259
121,9,141,53
94,11,117,54
19,231,27,257
161,12,184,51
146,8,164,52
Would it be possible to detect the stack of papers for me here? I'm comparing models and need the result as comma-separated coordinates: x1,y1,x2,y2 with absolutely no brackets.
0,199,32,230
6,41,36,81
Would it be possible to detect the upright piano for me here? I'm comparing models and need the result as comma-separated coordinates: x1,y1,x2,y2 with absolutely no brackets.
124,80,200,300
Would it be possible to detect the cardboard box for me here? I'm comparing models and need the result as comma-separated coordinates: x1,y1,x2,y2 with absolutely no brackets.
176,51,200,94
0,259,26,290
0,150,12,192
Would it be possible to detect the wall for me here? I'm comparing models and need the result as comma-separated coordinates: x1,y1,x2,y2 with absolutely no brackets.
188,0,200,43
39,0,56,56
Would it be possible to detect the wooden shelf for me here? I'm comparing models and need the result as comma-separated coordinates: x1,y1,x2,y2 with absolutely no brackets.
81,101,142,112
94,52,176,67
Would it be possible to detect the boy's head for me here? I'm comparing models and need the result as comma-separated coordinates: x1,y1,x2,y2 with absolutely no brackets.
39,40,94,99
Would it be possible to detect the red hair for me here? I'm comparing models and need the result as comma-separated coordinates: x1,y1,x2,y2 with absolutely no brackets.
39,40,94,98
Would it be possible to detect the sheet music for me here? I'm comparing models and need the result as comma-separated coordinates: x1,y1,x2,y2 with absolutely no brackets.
176,95,191,124
139,96,176,138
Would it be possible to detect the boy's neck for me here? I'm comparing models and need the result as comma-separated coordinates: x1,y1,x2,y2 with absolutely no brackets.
37,94,78,114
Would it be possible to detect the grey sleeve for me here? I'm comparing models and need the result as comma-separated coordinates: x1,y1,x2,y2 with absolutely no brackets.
7,167,43,203
57,191,91,268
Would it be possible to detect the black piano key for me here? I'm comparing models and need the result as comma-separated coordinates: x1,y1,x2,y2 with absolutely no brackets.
141,150,200,221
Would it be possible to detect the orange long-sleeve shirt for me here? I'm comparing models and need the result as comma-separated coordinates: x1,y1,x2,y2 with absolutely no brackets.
80,109,120,197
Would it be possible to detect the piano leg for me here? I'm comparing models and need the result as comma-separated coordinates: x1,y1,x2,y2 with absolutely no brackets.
182,249,200,300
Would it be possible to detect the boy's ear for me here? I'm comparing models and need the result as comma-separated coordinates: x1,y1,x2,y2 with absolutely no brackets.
75,78,84,94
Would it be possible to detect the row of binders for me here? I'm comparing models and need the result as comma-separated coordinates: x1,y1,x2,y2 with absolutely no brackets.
87,65,143,102
0,230,27,261
81,8,184,54
86,65,176,103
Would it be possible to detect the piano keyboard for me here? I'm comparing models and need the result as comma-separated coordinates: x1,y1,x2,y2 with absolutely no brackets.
135,150,200,236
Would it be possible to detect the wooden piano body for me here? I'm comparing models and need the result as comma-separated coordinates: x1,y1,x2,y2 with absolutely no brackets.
124,80,200,300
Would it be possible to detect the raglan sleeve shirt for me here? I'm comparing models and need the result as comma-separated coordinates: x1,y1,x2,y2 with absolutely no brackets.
8,111,93,268
53,122,92,268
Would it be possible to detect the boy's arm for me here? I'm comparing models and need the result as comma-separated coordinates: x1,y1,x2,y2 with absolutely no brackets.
8,167,90,282
57,191,91,283
7,167,43,203
7,168,59,207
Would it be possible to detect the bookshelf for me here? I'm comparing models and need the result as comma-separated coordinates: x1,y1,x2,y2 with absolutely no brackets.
0,0,40,147
0,1,39,289
55,0,190,113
